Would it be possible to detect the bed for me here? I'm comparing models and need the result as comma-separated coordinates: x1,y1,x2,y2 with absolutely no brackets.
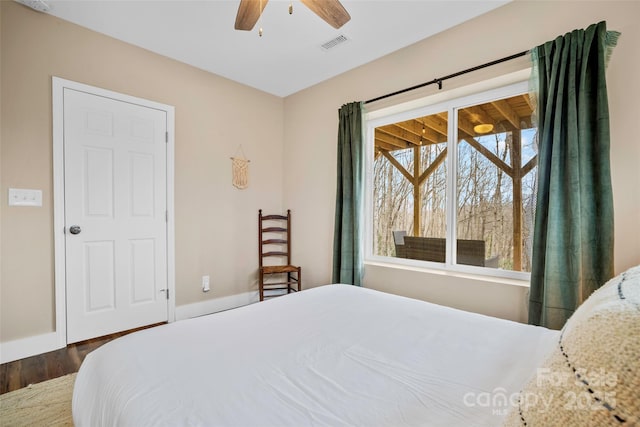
73,284,563,426
74,266,640,426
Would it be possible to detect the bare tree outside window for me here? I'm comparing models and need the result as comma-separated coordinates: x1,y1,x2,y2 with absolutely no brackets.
372,93,537,273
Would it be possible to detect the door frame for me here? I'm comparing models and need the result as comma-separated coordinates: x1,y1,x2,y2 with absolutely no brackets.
52,77,176,347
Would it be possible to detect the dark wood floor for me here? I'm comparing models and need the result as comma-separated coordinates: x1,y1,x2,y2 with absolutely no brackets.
0,323,163,394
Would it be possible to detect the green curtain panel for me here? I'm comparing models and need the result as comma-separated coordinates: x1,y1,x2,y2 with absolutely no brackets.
332,102,365,285
529,21,620,329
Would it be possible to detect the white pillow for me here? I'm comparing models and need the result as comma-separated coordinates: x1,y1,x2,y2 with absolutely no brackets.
502,265,640,426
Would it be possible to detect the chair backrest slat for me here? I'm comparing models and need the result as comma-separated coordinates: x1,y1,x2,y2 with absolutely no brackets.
263,251,288,257
261,214,287,221
262,227,286,233
263,239,287,245
258,209,293,268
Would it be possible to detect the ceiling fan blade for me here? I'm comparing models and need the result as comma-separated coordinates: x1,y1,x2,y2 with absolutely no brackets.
234,0,269,31
300,0,351,29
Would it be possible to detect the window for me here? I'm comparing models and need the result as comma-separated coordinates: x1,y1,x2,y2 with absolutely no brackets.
366,81,537,279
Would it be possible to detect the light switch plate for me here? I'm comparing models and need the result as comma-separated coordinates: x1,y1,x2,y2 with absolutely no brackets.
8,188,43,207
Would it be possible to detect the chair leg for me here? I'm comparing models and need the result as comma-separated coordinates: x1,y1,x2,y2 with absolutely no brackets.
259,269,264,302
297,267,301,292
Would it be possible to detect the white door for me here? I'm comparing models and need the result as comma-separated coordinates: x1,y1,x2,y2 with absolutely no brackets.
64,88,168,343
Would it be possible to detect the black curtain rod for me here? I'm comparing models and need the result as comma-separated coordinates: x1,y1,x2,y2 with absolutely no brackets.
364,50,529,104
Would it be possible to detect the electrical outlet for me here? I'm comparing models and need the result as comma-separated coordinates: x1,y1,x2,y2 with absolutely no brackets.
202,275,210,292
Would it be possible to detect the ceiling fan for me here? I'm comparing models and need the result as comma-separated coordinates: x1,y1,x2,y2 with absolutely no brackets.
234,0,351,31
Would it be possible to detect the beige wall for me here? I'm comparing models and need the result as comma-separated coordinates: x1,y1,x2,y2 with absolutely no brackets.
0,1,284,342
2,0,639,344
283,0,640,322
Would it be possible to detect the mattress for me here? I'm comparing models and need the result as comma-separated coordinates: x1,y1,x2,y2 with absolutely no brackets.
73,284,559,426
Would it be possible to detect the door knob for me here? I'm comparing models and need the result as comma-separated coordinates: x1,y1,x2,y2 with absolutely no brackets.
69,225,82,235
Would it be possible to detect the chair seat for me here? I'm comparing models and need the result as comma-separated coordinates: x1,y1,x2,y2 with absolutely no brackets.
261,265,300,274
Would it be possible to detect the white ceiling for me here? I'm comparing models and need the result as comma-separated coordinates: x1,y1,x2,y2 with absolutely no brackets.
39,0,510,97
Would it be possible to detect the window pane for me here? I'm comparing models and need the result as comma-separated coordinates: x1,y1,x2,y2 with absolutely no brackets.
373,112,448,262
456,94,537,271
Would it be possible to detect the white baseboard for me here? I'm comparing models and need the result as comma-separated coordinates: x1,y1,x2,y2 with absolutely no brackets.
175,291,258,320
0,332,64,364
0,292,258,363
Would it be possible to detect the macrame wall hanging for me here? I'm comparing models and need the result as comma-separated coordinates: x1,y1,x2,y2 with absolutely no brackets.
230,146,250,189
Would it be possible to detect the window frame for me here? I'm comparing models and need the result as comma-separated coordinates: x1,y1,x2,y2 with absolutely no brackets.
364,78,533,282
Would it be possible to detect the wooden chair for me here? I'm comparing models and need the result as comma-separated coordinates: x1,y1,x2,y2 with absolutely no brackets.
258,209,301,301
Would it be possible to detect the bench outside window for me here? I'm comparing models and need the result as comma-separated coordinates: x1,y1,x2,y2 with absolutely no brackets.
393,231,499,268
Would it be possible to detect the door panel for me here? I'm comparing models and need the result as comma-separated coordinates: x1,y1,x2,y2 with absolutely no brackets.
130,153,155,217
84,241,116,311
130,238,156,304
64,88,168,343
84,147,114,217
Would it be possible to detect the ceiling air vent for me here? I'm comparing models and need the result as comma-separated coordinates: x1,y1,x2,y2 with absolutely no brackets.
320,34,350,52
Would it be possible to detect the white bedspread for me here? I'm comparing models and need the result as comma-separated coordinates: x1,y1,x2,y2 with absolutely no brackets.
73,284,558,427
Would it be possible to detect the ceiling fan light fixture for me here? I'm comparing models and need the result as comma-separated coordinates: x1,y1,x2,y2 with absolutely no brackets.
235,0,350,32
473,123,494,134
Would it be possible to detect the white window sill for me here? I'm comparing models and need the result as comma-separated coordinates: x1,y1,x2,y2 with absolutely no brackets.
364,259,531,289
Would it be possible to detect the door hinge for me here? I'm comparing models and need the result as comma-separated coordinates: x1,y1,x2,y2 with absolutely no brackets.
165,210,168,222
165,132,168,143
166,289,169,300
